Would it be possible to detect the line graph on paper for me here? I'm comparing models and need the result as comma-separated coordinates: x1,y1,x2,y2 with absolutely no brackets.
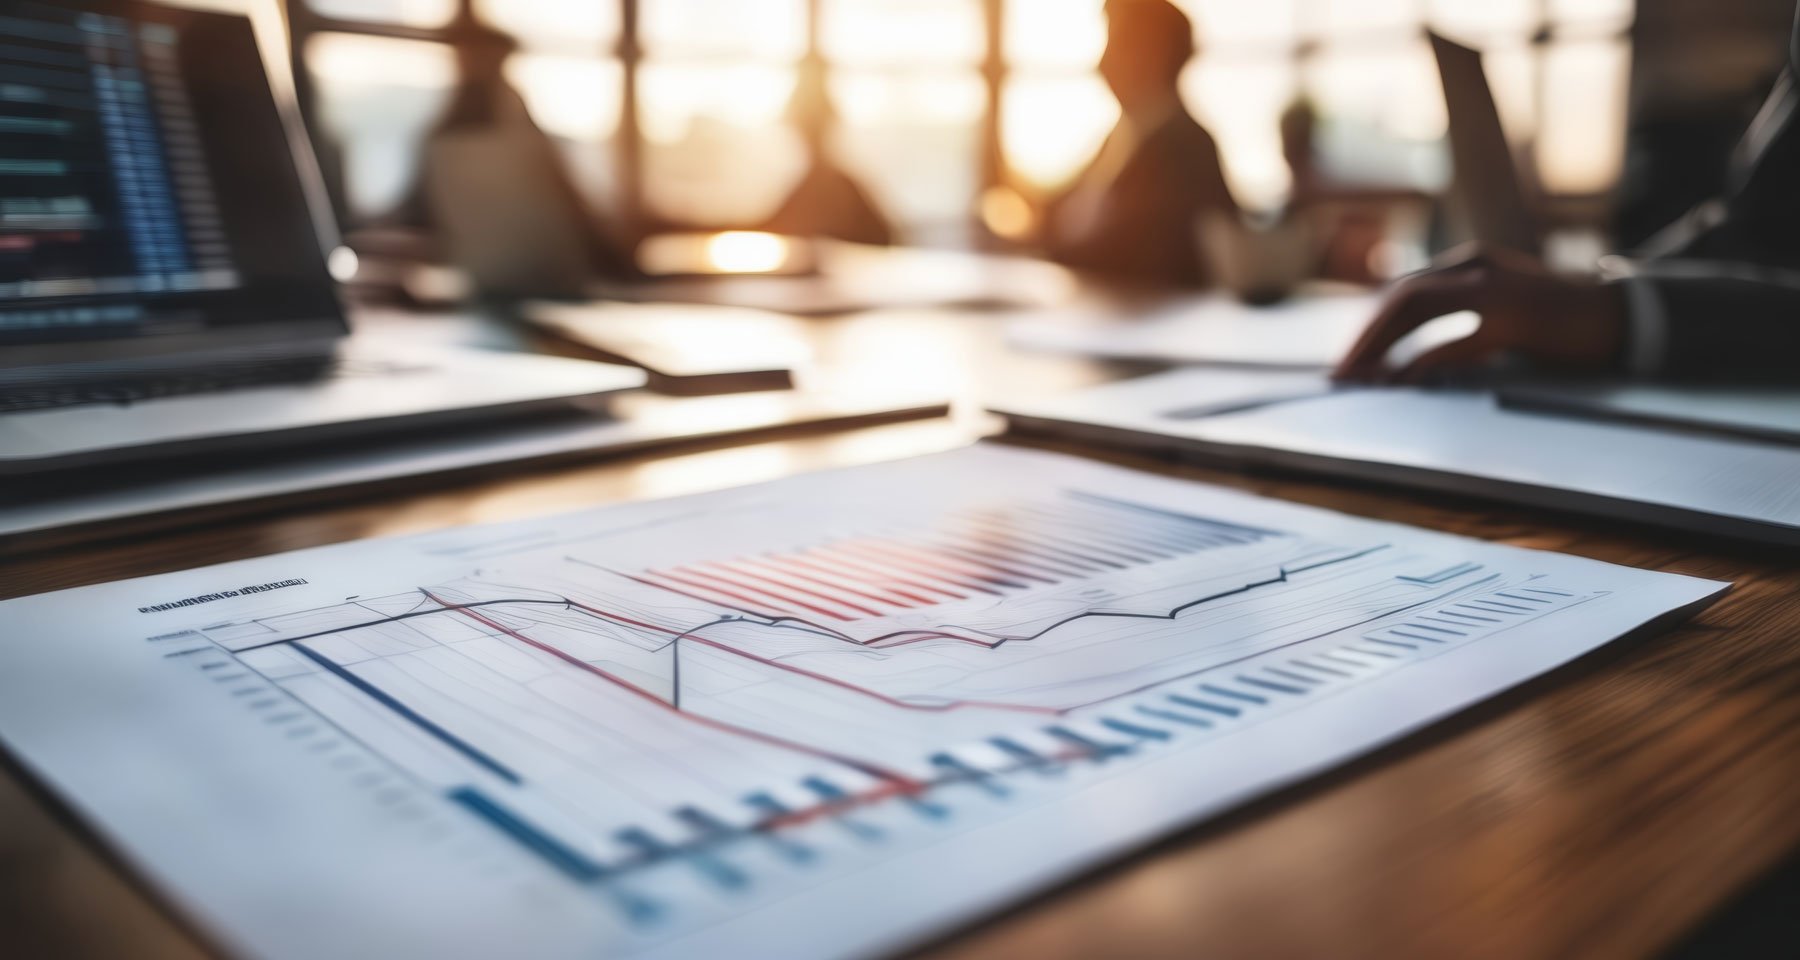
149,453,1593,916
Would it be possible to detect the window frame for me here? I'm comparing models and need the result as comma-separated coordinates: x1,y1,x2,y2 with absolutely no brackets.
286,0,1636,241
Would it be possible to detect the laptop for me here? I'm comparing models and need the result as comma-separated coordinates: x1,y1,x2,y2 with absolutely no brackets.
0,0,644,477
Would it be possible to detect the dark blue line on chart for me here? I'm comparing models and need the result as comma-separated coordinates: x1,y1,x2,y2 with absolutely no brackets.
448,787,606,883
1398,562,1483,584
290,642,522,785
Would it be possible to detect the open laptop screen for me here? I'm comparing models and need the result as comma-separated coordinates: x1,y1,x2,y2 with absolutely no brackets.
0,1,341,356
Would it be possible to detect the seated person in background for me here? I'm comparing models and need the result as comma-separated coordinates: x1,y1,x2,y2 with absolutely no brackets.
389,15,639,280
1335,7,1800,384
1281,96,1431,286
757,62,896,247
1040,0,1238,288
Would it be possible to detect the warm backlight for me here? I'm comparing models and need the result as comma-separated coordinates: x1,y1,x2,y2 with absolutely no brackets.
704,231,793,273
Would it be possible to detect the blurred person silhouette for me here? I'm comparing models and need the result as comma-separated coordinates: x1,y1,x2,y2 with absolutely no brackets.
1279,95,1431,286
1040,0,1239,287
1280,97,1327,206
757,60,896,246
1335,6,1800,383
390,14,638,281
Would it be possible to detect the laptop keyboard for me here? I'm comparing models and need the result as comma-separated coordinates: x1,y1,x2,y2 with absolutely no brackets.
0,358,343,414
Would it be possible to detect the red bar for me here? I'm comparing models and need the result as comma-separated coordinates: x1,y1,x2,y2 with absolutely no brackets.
702,560,883,619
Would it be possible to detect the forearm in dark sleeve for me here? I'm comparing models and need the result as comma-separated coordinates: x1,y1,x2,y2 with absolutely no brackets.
1640,274,1800,381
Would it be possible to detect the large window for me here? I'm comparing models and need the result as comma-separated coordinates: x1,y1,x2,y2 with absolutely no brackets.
294,0,1635,241
639,0,806,225
825,0,987,243
1177,0,1634,207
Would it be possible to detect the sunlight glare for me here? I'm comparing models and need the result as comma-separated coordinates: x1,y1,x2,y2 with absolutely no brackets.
309,0,455,29
705,232,793,273
1003,0,1105,68
979,186,1036,239
821,0,984,66
1001,75,1117,189
1538,39,1630,194
643,0,806,59
506,55,622,141
475,0,619,50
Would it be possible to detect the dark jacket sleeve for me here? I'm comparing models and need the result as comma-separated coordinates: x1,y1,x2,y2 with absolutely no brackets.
1644,273,1800,380
1636,10,1800,380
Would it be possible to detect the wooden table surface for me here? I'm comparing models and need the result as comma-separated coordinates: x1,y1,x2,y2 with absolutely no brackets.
3,308,1798,960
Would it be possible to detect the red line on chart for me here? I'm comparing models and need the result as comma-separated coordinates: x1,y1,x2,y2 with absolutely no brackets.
423,589,921,790
676,633,1059,717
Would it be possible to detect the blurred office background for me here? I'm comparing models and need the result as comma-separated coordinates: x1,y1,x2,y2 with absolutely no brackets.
284,0,1795,274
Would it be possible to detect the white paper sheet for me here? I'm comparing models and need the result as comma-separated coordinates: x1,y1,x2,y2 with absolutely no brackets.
0,445,1724,960
1006,293,1387,368
996,370,1800,546
1499,383,1800,446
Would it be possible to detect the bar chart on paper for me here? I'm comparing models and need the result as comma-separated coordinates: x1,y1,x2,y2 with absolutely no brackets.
0,446,1725,960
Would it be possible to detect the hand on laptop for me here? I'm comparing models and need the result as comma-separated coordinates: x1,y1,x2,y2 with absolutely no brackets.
1333,248,1628,383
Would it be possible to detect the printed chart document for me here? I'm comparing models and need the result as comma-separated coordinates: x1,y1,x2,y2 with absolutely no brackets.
0,446,1724,960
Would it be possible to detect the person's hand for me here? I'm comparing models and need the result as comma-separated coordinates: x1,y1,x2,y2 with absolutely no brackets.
1333,248,1629,383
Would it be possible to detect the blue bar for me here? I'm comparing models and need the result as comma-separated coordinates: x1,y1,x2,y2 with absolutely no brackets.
448,787,605,884
1135,705,1212,728
930,752,1009,797
1237,674,1308,696
1045,725,1131,759
988,736,1049,767
1199,683,1268,705
1264,667,1323,686
685,804,812,864
1289,659,1351,678
1167,693,1240,717
1101,717,1173,741
801,777,882,840
618,826,747,890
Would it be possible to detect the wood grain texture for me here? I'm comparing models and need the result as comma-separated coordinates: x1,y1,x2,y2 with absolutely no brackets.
2,355,1797,959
